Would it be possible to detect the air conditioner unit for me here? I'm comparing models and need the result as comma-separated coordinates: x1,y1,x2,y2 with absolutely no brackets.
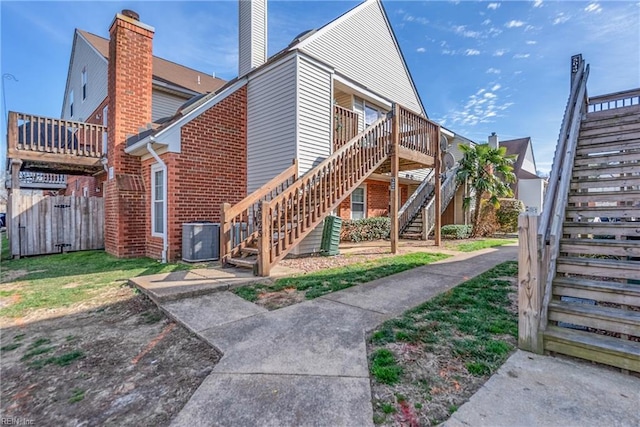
182,222,220,262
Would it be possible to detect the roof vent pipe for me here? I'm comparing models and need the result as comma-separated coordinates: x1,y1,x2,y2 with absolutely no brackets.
122,9,140,21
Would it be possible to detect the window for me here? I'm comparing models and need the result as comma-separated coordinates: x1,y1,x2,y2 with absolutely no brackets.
102,105,108,154
351,187,366,220
152,166,165,236
364,103,382,127
81,67,87,100
69,90,74,117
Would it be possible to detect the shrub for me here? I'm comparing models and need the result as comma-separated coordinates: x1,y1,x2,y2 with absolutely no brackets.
477,198,524,236
495,198,524,233
441,224,472,239
340,217,390,242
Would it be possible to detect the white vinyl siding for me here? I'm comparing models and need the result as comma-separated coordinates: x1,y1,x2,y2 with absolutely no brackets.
239,0,267,76
298,0,423,115
152,90,189,122
297,56,332,174
246,55,297,192
62,33,108,121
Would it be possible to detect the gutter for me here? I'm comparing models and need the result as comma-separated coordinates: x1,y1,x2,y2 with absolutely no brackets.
147,138,168,263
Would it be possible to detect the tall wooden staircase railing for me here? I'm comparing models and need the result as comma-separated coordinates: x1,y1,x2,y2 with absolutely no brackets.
221,104,439,276
220,160,299,268
518,54,640,372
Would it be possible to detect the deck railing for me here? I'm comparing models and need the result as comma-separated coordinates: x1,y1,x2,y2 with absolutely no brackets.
220,160,298,265
7,111,106,158
587,88,640,113
398,107,439,158
334,105,359,151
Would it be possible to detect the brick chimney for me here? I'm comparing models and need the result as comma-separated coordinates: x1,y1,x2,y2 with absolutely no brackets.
488,132,499,149
104,10,154,258
238,0,267,77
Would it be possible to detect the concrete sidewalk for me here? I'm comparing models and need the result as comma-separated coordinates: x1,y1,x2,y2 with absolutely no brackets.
162,246,517,426
154,244,639,426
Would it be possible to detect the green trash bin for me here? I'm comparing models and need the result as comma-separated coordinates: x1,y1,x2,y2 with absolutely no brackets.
321,216,342,256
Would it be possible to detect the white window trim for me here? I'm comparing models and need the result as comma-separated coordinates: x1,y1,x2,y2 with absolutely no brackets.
151,164,165,238
351,184,367,220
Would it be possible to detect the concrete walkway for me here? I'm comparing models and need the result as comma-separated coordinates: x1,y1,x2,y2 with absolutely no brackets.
153,244,639,426
163,246,517,426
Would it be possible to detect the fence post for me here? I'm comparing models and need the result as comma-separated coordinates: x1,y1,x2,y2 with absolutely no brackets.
421,206,429,240
220,203,231,264
9,159,22,258
518,212,543,354
390,103,400,254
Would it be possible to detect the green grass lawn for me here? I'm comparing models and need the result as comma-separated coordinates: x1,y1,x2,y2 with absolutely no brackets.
0,233,192,318
369,261,518,425
235,252,450,302
448,238,517,253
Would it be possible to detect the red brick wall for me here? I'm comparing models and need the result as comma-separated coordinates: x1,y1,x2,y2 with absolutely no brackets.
104,14,153,258
142,86,248,261
338,179,409,220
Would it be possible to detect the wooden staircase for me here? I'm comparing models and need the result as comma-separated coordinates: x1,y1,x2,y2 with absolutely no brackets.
519,54,640,372
221,104,441,275
399,166,460,240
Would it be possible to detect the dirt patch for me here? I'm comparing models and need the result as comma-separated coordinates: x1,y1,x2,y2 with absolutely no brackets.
0,291,220,426
0,269,32,283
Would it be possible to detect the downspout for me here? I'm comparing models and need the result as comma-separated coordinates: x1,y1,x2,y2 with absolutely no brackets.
147,138,168,263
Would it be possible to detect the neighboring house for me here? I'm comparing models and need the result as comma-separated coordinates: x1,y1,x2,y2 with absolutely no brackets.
492,134,546,214
59,25,226,196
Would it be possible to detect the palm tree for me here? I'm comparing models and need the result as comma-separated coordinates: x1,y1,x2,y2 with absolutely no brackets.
456,144,517,237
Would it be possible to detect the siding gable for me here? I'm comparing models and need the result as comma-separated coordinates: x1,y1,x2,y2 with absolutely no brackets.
61,31,108,121
296,0,424,115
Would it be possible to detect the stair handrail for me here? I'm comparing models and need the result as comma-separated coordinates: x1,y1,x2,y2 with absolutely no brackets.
422,166,461,236
220,159,298,263
398,169,436,234
538,59,590,331
258,114,394,275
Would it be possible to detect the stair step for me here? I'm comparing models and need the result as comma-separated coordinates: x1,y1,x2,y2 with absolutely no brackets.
400,232,424,240
568,189,640,203
556,256,640,280
547,301,640,336
544,326,640,372
576,141,640,156
553,277,640,306
582,115,640,131
574,150,640,166
578,129,640,147
241,247,259,255
565,206,640,220
560,238,640,257
572,163,640,178
563,221,640,237
570,176,640,191
226,257,257,270
579,118,640,137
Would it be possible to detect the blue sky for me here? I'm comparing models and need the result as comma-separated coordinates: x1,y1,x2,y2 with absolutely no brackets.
1,0,639,174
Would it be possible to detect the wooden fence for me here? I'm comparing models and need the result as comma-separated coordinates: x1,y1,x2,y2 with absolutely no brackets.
8,191,104,257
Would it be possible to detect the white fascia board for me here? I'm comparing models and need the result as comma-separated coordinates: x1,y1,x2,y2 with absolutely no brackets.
333,74,392,110
125,77,248,155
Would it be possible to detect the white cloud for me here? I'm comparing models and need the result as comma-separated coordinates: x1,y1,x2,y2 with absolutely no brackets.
482,19,492,25
453,25,481,38
585,3,602,13
488,27,503,36
533,0,543,7
442,49,455,55
402,14,429,25
487,3,500,10
435,82,513,127
493,49,507,56
486,68,501,74
526,40,537,45
513,53,530,59
416,47,426,53
553,13,570,25
465,49,481,56
505,20,525,28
